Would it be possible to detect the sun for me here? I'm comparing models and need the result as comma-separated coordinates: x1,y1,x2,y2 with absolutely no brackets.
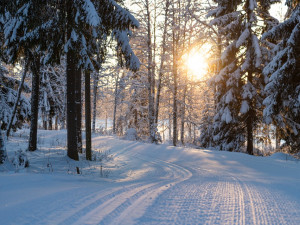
185,50,209,80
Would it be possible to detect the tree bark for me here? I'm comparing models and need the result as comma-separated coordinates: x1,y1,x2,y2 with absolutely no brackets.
28,54,41,151
43,114,47,130
113,74,119,134
0,132,7,164
172,46,178,146
92,72,98,133
171,2,180,146
169,108,172,142
246,70,254,155
75,68,82,153
66,48,79,160
66,1,79,160
48,115,53,130
246,3,254,155
85,70,92,160
180,86,187,145
275,127,280,149
55,116,58,130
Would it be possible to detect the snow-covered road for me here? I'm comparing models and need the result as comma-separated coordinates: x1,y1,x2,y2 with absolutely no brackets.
1,134,300,224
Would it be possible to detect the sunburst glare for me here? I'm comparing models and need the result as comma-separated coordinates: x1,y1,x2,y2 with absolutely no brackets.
185,50,209,80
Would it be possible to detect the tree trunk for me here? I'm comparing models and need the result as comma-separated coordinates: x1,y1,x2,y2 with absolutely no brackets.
154,0,170,125
6,65,28,137
85,71,92,160
246,70,254,155
246,112,254,155
43,114,47,130
55,116,58,130
28,55,40,151
75,68,82,154
48,115,52,130
172,55,178,147
66,2,79,160
275,127,280,149
66,48,79,160
0,132,7,164
180,87,187,145
169,110,172,142
145,0,157,143
113,74,119,134
171,2,179,147
92,72,98,133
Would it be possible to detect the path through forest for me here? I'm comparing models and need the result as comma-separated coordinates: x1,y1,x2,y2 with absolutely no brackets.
1,132,300,224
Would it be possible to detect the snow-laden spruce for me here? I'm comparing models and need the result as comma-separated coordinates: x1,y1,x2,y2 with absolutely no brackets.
208,0,279,153
262,2,300,152
0,0,141,159
0,62,30,132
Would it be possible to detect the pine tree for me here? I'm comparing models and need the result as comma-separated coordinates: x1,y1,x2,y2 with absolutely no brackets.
0,62,30,132
208,1,244,151
1,1,48,151
1,1,140,160
209,0,278,153
63,0,140,160
263,1,300,152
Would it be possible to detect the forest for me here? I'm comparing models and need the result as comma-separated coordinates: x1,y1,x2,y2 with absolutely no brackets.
0,0,300,164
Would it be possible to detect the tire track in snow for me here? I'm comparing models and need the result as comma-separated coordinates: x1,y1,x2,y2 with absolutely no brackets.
58,151,192,225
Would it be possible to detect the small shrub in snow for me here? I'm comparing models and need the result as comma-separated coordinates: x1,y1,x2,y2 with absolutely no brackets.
12,150,29,169
92,150,113,162
124,128,138,141
100,165,111,178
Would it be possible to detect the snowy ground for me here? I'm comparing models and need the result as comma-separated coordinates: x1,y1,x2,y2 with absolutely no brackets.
1,130,300,225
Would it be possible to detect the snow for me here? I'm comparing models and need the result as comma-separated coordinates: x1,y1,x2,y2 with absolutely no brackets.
236,28,250,48
252,34,262,68
249,0,257,11
269,152,299,161
221,107,233,124
1,130,300,224
81,0,101,26
225,89,233,103
240,100,249,114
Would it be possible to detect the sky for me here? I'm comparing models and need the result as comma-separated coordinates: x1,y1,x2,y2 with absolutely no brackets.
270,1,288,22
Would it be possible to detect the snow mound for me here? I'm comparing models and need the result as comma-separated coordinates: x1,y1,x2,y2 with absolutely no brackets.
269,152,298,161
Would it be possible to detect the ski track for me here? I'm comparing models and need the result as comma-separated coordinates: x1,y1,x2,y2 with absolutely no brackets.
71,154,192,225
138,164,300,225
2,134,300,225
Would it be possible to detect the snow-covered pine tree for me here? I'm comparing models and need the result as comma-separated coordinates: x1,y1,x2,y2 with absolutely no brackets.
262,1,300,153
209,0,278,153
1,1,140,160
1,0,56,151
63,0,140,160
0,62,30,132
208,1,245,151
